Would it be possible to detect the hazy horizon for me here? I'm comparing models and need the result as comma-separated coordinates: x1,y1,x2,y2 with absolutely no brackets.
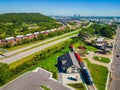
0,0,120,16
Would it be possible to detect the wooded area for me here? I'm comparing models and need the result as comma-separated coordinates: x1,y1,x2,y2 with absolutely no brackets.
79,23,117,38
0,13,62,39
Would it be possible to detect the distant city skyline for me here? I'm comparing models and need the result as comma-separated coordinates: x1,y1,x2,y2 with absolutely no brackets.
0,0,120,16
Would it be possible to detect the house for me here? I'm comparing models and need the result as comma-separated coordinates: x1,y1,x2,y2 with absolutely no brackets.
102,42,113,52
96,36,105,49
96,36,105,43
58,52,80,73
46,30,51,33
16,35,24,41
40,31,46,34
51,28,56,32
44,30,51,35
34,32,39,37
25,33,34,39
5,37,16,44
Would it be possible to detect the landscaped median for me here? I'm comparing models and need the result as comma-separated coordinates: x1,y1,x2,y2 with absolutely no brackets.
68,83,86,90
41,84,51,90
93,56,110,63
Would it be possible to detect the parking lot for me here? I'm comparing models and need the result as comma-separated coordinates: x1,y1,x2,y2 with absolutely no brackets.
58,73,83,84
0,68,74,90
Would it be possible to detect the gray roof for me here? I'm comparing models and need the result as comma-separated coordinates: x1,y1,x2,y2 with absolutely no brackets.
5,37,14,40
69,52,80,68
58,52,80,70
96,36,104,42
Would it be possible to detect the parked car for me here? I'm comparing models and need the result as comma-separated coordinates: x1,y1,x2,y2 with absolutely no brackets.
68,76,78,81
116,55,119,57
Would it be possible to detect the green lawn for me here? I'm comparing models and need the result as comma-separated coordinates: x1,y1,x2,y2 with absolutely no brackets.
68,83,86,90
83,58,108,90
72,40,98,52
73,40,85,48
9,46,69,79
85,46,98,52
37,48,69,79
9,39,71,69
93,56,110,63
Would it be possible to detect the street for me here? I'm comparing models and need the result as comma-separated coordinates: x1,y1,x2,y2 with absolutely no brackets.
110,27,120,90
0,34,77,64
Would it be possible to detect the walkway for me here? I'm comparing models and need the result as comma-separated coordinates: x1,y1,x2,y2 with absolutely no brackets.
85,51,112,68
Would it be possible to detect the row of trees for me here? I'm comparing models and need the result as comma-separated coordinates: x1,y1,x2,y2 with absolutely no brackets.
0,38,78,86
0,13,57,23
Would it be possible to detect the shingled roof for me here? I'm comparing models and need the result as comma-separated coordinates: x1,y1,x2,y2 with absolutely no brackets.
58,52,80,70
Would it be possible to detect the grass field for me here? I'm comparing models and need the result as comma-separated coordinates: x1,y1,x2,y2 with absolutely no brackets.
85,46,98,52
93,56,110,63
68,83,86,90
83,58,108,90
72,40,98,52
37,47,69,79
9,39,71,69
9,47,69,80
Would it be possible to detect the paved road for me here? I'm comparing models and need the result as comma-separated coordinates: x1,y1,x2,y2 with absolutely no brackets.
0,68,73,90
0,34,77,64
0,30,80,59
110,27,120,90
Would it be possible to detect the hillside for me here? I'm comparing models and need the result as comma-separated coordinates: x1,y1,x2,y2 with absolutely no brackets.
0,13,62,39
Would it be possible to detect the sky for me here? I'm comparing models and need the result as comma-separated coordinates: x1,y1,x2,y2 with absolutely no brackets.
0,0,120,16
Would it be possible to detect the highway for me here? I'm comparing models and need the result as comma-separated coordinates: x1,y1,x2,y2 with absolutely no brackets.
0,34,77,64
0,30,79,59
110,27,120,90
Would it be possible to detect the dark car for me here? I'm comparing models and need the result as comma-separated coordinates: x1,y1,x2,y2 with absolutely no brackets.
68,76,77,81
116,55,119,57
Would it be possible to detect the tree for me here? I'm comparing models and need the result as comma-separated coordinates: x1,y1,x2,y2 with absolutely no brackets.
100,26,114,38
3,43,12,48
0,63,10,84
38,34,46,40
91,40,96,46
78,30,90,39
